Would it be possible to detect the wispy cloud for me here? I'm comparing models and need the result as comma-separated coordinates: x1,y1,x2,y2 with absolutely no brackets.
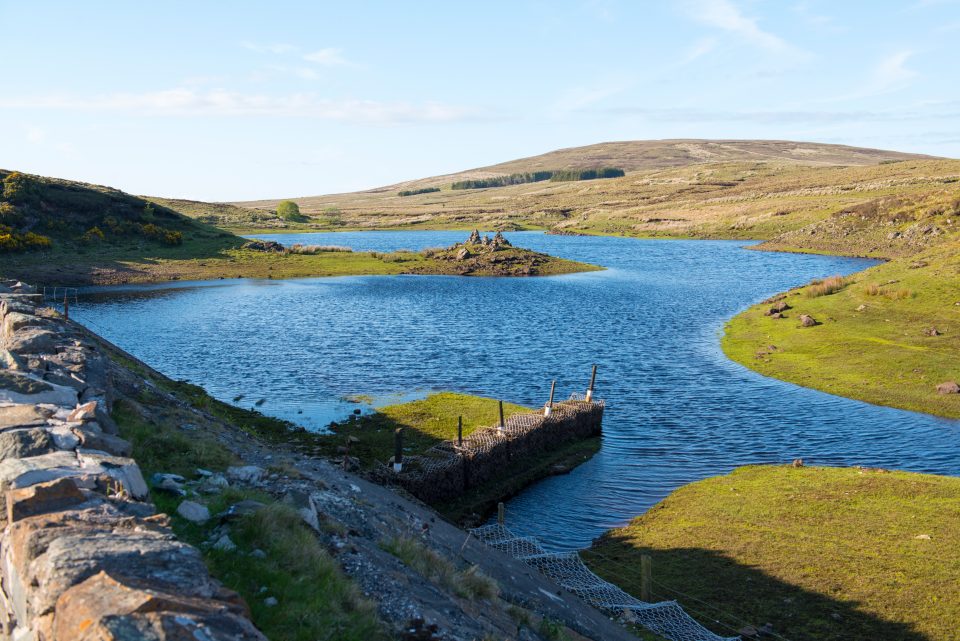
598,105,959,125
302,48,350,66
241,41,296,55
871,50,918,93
0,89,490,125
685,0,805,56
682,37,718,64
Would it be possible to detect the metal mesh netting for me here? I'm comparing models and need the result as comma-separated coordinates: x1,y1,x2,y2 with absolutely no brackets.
471,524,738,641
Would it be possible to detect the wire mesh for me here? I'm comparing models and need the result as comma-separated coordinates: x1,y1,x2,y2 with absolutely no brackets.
470,524,739,641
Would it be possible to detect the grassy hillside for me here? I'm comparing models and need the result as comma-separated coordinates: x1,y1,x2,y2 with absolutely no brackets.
584,465,960,641
225,140,940,235
0,170,595,285
724,238,960,418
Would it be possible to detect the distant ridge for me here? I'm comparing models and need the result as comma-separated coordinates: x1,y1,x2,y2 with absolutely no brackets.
235,139,939,207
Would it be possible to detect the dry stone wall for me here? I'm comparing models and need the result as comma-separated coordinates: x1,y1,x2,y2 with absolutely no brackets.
0,281,265,641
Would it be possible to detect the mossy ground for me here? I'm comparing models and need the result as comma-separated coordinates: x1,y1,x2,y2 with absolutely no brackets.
112,399,386,641
584,465,960,641
722,238,960,418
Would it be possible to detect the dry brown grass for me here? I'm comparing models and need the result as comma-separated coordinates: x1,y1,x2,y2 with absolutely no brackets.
805,274,847,298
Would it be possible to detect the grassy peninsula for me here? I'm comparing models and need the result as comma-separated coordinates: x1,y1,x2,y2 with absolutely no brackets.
584,465,960,641
0,169,598,285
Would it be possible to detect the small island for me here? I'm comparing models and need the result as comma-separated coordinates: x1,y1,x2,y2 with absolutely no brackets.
0,170,600,285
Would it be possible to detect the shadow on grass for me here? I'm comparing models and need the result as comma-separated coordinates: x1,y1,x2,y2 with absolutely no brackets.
582,537,931,641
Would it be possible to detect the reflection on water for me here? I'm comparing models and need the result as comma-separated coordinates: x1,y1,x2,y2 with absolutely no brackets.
74,232,960,550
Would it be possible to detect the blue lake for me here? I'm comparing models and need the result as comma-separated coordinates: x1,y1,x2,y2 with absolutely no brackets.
73,231,960,550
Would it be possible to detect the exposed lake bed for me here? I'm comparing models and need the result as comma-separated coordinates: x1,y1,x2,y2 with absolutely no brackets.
73,231,960,551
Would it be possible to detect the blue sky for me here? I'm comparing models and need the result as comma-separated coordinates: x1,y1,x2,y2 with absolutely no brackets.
2,0,959,200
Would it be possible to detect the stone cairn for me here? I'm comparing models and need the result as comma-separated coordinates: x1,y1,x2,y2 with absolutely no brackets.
454,230,512,259
0,281,265,640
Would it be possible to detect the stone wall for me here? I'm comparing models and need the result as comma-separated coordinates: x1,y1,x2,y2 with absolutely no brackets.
390,398,604,504
0,282,265,641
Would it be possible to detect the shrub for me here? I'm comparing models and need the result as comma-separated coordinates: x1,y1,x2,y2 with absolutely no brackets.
398,187,440,197
806,275,846,298
0,226,52,252
81,226,106,244
276,200,304,221
2,172,40,203
163,230,183,246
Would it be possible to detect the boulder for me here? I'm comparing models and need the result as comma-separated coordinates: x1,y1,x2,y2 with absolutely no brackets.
6,477,86,523
0,372,78,407
0,428,55,461
213,534,237,552
77,450,149,500
4,327,58,354
177,500,211,523
0,404,50,430
283,490,320,531
799,314,817,327
455,247,471,260
52,572,266,641
226,465,265,484
936,381,960,395
45,425,81,450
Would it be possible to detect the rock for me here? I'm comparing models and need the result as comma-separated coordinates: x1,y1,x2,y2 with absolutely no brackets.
922,327,941,337
0,348,26,370
799,314,817,327
492,231,511,248
199,473,229,494
264,596,278,607
2,312,45,336
0,403,49,430
66,400,99,423
46,425,81,450
251,549,267,559
791,458,804,467
770,312,783,319
52,572,266,641
76,450,149,500
936,381,960,395
0,372,78,406
226,465,265,484
73,424,133,457
283,490,320,531
153,473,186,494
196,468,213,477
915,533,932,540
177,500,210,523
856,304,866,312
242,239,285,253
0,428,55,460
5,327,59,354
213,534,237,552
455,247,471,260
6,477,86,523
467,230,481,244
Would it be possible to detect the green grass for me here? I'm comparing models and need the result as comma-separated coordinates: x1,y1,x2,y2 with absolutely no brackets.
322,392,530,466
380,535,498,600
583,465,960,641
112,381,386,641
723,238,960,418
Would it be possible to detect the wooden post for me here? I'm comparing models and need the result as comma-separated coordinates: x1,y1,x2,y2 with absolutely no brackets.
393,428,403,473
585,364,598,402
498,400,505,432
640,554,652,602
544,379,556,417
497,502,505,525
63,294,69,321
457,415,463,446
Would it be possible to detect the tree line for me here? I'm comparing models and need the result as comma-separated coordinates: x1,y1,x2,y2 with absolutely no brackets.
398,187,441,197
451,168,624,190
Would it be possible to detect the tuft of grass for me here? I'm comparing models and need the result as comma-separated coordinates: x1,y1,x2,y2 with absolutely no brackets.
584,465,960,641
805,274,846,298
538,617,569,641
287,243,352,254
380,536,498,600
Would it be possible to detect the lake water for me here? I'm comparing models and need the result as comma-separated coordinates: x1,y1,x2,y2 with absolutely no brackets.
73,231,960,551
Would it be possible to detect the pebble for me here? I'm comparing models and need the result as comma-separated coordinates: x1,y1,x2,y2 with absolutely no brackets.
264,597,278,607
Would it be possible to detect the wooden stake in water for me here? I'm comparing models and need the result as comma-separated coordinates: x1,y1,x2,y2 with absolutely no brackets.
498,400,505,432
497,502,505,525
457,415,463,446
63,293,69,321
544,379,556,417
585,364,598,402
640,554,652,602
393,428,403,473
